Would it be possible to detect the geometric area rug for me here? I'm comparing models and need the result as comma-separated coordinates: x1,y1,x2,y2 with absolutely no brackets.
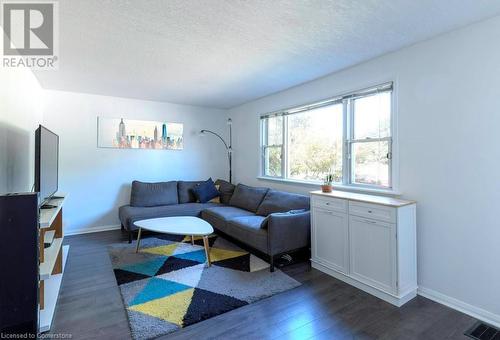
108,233,301,339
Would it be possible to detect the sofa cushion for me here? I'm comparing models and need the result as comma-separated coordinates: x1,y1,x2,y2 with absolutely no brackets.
201,206,254,222
215,179,235,204
201,206,254,235
227,216,268,253
192,178,219,203
229,184,269,213
130,181,178,207
119,202,222,230
256,190,310,216
177,180,203,203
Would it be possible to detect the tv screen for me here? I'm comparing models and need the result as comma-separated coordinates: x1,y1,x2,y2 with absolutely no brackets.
35,125,59,206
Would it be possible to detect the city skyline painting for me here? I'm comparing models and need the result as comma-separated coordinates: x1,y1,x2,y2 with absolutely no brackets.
97,117,183,150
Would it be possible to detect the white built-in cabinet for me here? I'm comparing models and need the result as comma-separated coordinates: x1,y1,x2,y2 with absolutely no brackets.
310,190,417,307
312,208,349,274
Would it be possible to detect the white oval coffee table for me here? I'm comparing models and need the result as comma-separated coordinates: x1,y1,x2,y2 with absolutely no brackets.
134,216,214,266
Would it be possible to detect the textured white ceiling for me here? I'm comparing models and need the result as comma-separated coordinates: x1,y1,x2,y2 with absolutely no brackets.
34,0,500,108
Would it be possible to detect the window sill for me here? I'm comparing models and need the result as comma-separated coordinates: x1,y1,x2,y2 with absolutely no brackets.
257,176,401,196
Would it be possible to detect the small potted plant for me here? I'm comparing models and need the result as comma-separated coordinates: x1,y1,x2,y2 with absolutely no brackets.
321,174,334,193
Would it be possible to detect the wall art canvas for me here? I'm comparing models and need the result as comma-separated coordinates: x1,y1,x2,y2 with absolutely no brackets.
97,117,183,150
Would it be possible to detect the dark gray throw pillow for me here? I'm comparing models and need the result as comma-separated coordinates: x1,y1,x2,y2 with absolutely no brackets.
130,180,178,207
260,209,307,229
177,181,203,203
256,190,310,216
229,184,269,213
214,179,235,204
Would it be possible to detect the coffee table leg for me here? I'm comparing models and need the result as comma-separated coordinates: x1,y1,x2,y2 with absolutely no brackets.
135,228,142,253
203,236,211,267
191,235,194,245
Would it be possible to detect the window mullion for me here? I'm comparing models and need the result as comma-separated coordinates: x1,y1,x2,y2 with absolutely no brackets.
343,99,353,185
349,99,354,185
263,146,268,176
388,138,393,187
265,119,270,176
282,115,288,179
260,120,265,177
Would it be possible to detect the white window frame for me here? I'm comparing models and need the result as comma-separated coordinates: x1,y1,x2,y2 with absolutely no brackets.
261,116,285,177
259,82,398,193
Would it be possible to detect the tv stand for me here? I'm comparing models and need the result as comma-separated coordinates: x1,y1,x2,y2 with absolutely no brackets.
38,194,69,332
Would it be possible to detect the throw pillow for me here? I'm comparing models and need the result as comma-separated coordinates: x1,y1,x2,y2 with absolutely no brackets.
177,180,203,203
229,184,269,213
192,178,219,203
260,209,307,229
256,190,310,216
208,185,221,203
214,179,236,204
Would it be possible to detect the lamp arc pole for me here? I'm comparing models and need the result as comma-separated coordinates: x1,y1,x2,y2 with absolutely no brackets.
200,118,232,183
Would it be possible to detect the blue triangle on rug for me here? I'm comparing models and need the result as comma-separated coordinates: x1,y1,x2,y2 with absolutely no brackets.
120,256,168,277
130,277,192,306
174,249,207,263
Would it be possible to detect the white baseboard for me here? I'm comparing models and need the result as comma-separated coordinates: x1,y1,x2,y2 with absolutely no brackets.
65,224,121,236
418,286,500,328
312,261,417,307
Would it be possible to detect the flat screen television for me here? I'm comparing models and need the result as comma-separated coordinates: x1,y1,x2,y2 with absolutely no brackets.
35,125,59,206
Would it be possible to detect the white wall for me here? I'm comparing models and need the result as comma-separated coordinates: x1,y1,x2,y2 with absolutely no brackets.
42,90,228,234
0,31,45,194
228,16,500,325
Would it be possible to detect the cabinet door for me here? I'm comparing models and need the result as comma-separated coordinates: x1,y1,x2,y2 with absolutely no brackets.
349,216,396,293
312,207,349,273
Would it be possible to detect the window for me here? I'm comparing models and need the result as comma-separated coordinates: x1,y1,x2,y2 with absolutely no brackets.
260,83,394,189
261,115,283,177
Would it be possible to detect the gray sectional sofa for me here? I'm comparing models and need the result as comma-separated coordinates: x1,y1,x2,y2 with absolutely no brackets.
118,179,310,271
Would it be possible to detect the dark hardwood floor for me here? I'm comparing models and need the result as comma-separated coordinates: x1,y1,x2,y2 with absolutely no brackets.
49,230,476,339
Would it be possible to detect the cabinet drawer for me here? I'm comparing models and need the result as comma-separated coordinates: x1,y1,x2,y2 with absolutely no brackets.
312,196,347,213
349,201,396,223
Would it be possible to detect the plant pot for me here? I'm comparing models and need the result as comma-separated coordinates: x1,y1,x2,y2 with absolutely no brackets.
321,185,333,193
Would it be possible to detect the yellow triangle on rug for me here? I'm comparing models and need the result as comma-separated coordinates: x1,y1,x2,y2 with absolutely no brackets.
141,243,179,256
209,247,248,262
129,288,195,327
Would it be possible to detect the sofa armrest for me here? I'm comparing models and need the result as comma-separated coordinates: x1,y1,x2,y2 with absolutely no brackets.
118,205,133,230
267,211,311,256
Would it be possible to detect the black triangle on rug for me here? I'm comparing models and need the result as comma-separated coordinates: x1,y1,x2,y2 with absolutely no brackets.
182,287,248,327
155,256,201,276
114,269,150,286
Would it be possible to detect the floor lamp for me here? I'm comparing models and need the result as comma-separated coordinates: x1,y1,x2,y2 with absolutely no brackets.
200,118,233,184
